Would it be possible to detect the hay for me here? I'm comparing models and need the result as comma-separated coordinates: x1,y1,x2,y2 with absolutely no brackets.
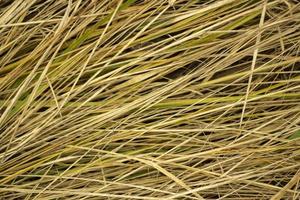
0,0,300,199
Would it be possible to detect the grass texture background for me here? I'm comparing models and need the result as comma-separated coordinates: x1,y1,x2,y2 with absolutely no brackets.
0,0,300,199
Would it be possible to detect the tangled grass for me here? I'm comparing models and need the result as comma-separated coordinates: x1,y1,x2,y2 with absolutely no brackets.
0,0,300,199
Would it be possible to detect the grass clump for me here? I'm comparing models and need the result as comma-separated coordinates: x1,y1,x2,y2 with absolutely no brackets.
0,0,300,199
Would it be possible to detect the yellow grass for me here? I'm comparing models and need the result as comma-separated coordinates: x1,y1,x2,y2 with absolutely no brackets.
0,0,300,199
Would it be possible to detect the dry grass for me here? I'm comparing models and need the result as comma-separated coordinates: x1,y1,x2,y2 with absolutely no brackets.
0,0,300,199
